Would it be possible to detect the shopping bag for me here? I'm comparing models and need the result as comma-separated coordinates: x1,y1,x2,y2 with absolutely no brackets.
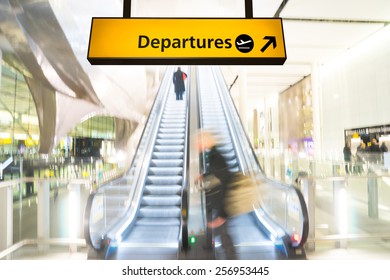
224,172,260,217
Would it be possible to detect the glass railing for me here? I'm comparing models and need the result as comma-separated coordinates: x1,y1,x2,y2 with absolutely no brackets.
0,160,123,260
1,155,121,197
0,177,91,260
297,171,390,253
211,66,308,254
257,151,389,184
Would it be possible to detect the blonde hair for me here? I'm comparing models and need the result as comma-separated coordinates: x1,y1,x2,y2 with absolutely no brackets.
195,129,217,151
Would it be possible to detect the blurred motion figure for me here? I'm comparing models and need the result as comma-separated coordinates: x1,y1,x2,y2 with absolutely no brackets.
196,130,237,259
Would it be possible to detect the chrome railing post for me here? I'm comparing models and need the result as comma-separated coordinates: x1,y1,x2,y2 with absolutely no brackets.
37,180,50,253
298,176,316,252
0,184,13,258
367,169,379,219
333,177,348,248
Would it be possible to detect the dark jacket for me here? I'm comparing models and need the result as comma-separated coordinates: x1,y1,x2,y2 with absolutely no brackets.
204,145,233,219
343,146,352,161
370,144,381,153
173,69,186,93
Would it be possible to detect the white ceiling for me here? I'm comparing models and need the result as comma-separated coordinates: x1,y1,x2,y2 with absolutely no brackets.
2,0,390,99
110,0,390,96
250,0,390,96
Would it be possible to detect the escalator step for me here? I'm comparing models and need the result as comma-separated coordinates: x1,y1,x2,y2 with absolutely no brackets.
144,185,181,195
158,128,185,134
155,139,184,146
152,152,183,160
162,114,185,119
142,195,181,206
161,118,185,123
146,175,182,185
136,218,180,226
148,167,183,176
216,145,234,153
221,150,236,160
157,133,185,139
150,159,183,167
154,145,184,153
160,123,185,129
227,158,238,167
139,206,181,218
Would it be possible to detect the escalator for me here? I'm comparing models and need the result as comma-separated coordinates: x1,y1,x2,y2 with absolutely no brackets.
84,66,189,260
84,66,308,260
111,91,187,260
191,66,308,260
199,72,239,173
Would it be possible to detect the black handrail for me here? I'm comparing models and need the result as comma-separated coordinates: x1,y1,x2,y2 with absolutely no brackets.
83,191,97,249
180,67,191,251
195,67,211,231
195,67,214,251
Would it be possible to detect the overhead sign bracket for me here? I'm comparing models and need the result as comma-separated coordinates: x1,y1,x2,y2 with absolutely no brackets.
123,0,254,19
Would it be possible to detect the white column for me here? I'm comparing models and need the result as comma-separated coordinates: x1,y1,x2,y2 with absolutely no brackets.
263,97,271,175
37,181,50,251
239,66,248,130
0,51,13,256
0,186,13,253
311,63,323,159
0,49,2,89
68,183,80,252
154,67,160,88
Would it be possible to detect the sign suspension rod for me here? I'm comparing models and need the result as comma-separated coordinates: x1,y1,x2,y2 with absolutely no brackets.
124,0,254,19
123,0,131,18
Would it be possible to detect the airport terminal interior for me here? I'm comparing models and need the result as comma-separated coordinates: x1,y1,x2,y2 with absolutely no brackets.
1,0,390,260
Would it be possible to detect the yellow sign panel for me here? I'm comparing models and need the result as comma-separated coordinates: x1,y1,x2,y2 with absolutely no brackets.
88,18,286,65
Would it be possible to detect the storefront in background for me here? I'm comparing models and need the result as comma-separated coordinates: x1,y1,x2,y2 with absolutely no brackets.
345,124,390,155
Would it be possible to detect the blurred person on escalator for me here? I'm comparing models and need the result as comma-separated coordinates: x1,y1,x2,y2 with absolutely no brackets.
172,67,187,100
195,130,237,260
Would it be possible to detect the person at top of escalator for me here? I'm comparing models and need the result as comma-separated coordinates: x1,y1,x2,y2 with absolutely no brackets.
195,130,237,260
172,67,187,101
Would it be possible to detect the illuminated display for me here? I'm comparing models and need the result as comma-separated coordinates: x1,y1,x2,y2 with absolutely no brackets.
87,18,286,65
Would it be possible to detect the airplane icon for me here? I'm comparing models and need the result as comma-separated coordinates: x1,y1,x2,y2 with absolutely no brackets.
235,34,254,53
236,39,252,46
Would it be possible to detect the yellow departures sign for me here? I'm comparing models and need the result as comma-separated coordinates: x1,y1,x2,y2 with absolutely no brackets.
87,18,286,65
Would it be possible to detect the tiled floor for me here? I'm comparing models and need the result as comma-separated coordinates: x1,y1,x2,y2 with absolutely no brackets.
9,241,390,260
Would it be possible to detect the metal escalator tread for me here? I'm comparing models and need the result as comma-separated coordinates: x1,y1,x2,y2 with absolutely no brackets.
150,159,183,167
116,93,186,259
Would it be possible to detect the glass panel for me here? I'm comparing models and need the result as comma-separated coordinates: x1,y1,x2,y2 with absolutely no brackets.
258,179,306,244
1,178,91,260
300,173,390,252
